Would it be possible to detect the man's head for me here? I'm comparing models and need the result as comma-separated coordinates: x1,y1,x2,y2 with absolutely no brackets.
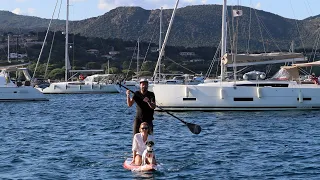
139,78,149,93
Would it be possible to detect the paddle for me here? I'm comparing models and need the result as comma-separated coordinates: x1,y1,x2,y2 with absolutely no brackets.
118,83,202,134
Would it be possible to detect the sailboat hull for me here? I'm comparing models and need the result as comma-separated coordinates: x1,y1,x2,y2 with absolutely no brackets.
0,86,48,101
152,81,320,111
36,82,120,94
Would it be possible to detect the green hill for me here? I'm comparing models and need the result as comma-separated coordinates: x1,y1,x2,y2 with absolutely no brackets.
0,5,319,51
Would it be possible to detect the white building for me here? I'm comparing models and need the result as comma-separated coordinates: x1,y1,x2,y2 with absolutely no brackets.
86,49,100,55
190,59,204,63
179,52,196,56
9,53,27,59
101,54,113,59
109,51,120,55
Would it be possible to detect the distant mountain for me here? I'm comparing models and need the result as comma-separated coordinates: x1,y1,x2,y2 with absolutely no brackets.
0,5,319,51
0,11,64,33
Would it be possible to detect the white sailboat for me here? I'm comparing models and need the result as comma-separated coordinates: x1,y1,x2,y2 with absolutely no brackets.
0,64,48,101
152,0,320,111
36,0,120,94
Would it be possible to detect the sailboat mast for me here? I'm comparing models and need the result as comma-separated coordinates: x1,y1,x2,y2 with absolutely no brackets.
153,0,179,78
220,0,227,80
108,59,110,74
65,0,69,82
137,38,140,77
7,34,10,63
158,7,163,80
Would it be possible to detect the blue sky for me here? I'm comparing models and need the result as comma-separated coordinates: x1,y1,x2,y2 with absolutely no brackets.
0,0,318,20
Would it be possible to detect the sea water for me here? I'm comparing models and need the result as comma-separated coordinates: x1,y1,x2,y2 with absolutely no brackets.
0,93,320,179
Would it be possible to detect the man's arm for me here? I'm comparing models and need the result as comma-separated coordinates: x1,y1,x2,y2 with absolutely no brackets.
126,90,135,107
147,98,156,109
145,93,156,109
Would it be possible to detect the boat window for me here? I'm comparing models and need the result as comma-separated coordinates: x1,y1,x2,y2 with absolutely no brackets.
297,98,312,101
234,98,254,101
236,84,289,87
183,98,196,101
173,76,184,80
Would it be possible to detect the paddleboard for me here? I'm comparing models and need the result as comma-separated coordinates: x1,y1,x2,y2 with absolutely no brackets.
123,158,157,172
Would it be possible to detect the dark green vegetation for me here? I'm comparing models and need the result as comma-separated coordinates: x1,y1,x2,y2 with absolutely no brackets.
1,5,320,79
0,31,219,80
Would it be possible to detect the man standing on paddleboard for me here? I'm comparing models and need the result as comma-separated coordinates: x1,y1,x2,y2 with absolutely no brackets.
126,78,156,135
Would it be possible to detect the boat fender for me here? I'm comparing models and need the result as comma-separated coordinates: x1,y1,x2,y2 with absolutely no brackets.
298,90,303,103
79,85,81,90
5,73,10,84
257,87,262,98
185,86,189,97
220,88,224,99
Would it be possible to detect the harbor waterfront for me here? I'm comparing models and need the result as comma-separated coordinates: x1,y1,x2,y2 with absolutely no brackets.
1,93,320,179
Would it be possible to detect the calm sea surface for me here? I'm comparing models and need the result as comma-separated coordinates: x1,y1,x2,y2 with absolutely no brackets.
1,92,320,179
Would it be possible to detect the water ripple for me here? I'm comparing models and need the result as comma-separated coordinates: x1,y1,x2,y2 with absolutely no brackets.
1,94,320,179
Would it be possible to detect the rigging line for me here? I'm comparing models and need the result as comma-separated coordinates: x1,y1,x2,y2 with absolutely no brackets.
17,28,31,63
309,30,320,74
32,0,60,79
98,38,110,73
246,1,252,54
252,8,283,52
227,12,233,56
139,20,158,74
214,43,222,78
310,28,320,59
0,45,6,56
45,0,63,79
290,0,306,54
299,67,309,75
165,57,198,74
231,5,238,83
44,32,56,78
257,18,282,52
125,42,138,79
265,65,272,75
134,8,158,69
236,66,250,74
234,4,241,82
311,29,320,61
253,9,266,53
205,40,221,78
215,52,220,78
152,0,180,79
206,56,216,78
304,0,313,19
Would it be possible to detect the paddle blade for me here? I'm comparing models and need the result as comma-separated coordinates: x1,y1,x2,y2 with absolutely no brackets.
187,123,201,134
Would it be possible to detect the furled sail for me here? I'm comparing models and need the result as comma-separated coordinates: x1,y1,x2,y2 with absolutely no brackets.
291,60,320,67
222,53,306,67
